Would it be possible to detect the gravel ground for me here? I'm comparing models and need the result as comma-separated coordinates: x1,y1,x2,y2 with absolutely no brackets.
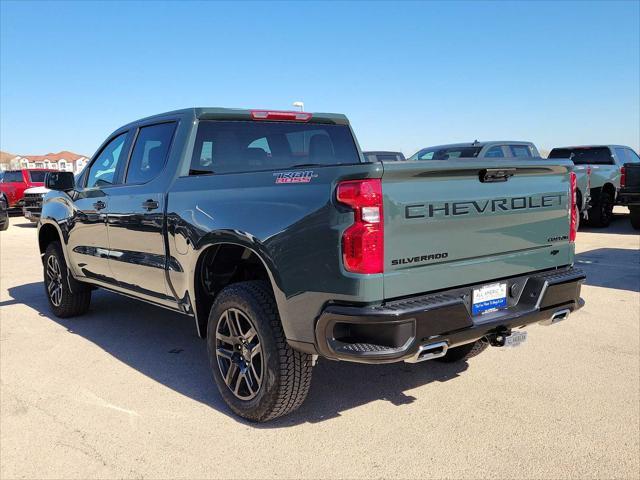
1,208,638,480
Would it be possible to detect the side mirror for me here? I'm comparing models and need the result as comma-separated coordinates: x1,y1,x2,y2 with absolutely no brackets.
45,171,75,191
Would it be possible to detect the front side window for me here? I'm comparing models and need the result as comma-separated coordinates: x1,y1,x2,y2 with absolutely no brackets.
190,121,359,175
126,123,177,184
485,146,505,158
3,171,24,183
417,150,434,160
86,133,128,188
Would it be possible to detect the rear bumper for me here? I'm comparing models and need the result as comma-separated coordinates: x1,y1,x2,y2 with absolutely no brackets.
315,267,585,364
618,188,640,206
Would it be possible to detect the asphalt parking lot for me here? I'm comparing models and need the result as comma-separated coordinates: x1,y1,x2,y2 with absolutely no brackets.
1,209,638,480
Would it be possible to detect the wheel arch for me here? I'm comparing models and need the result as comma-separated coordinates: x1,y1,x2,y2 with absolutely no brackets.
38,221,64,258
190,237,286,339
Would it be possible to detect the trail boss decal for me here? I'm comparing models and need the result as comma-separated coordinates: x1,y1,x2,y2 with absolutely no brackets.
405,194,565,219
274,170,318,184
391,252,448,266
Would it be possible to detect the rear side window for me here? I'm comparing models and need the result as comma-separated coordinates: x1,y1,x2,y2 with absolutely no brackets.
28,171,48,182
625,149,640,163
484,146,505,158
548,147,613,165
415,147,482,160
3,171,23,182
190,121,359,175
126,122,177,184
509,145,533,158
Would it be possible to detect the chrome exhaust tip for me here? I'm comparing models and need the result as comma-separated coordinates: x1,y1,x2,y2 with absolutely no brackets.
539,308,571,326
405,341,448,363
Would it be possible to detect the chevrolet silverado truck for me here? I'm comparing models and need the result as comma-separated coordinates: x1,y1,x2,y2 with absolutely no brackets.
549,145,640,227
38,108,585,422
618,162,640,230
410,141,591,227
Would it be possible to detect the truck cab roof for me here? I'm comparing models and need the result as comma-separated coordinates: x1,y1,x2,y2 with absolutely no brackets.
118,107,350,131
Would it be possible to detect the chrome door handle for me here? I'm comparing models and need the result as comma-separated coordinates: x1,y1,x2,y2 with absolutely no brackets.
141,199,159,211
93,201,106,210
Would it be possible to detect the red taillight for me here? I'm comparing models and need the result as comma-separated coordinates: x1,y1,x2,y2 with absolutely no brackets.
250,110,312,122
620,166,626,189
569,172,577,243
337,179,384,274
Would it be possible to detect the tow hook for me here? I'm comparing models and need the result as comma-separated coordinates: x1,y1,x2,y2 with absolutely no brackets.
487,330,511,347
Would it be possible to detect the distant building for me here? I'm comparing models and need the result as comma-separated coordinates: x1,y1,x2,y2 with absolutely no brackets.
0,151,89,173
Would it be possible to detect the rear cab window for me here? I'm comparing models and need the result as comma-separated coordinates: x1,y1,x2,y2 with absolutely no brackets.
548,147,613,165
189,121,360,175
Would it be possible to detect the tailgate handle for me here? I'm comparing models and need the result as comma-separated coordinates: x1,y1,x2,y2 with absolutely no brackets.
480,168,516,183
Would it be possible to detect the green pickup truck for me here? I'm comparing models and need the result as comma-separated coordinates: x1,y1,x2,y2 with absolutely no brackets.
549,145,640,227
38,108,585,421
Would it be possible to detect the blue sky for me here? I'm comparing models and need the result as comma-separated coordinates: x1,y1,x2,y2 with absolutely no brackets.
1,0,638,157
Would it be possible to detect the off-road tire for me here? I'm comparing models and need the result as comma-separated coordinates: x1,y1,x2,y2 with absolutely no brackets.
207,281,313,422
588,190,614,228
0,218,8,231
435,339,488,363
43,241,91,318
630,206,640,230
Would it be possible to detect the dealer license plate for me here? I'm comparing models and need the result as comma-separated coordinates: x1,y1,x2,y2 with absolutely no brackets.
472,282,507,315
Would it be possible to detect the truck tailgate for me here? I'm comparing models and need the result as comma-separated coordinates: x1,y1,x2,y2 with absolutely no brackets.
382,160,573,299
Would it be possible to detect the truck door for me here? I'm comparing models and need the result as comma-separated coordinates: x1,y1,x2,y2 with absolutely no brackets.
1,171,26,207
67,131,131,282
105,121,177,306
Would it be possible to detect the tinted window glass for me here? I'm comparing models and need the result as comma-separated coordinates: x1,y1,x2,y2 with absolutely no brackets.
415,147,481,160
625,149,640,163
417,150,434,160
377,154,402,161
86,133,127,188
614,147,628,164
548,147,612,165
126,123,176,184
485,146,505,158
28,171,49,182
510,145,532,158
190,121,359,174
3,171,23,182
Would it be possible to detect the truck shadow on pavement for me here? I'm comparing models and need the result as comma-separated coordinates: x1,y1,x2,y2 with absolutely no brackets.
575,247,640,293
579,212,637,236
3,282,468,427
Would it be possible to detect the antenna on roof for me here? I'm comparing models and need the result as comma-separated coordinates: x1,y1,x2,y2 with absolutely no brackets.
472,139,480,145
